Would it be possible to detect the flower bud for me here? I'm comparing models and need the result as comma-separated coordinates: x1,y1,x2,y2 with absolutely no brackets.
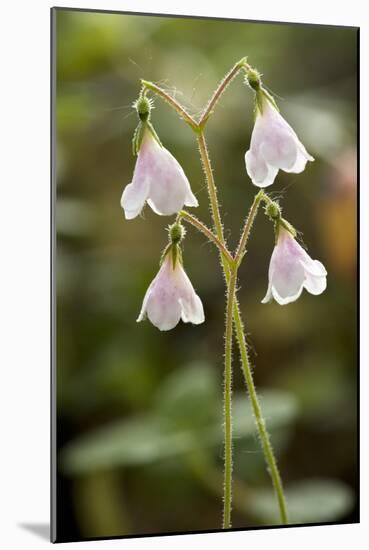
169,222,185,245
265,201,281,221
134,95,152,122
245,68,262,91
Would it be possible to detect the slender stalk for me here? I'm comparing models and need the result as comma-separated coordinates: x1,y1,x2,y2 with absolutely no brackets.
197,133,227,254
196,131,236,526
223,267,237,528
141,63,289,526
141,80,198,131
235,190,265,263
197,132,289,525
179,210,234,267
233,308,289,524
199,57,250,128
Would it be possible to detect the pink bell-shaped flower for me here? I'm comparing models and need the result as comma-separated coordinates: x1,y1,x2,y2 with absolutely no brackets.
245,96,314,188
137,251,205,331
121,128,198,219
262,226,327,305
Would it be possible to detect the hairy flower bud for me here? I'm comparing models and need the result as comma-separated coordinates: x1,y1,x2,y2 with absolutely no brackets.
245,68,262,91
265,200,281,221
134,95,153,123
169,222,185,245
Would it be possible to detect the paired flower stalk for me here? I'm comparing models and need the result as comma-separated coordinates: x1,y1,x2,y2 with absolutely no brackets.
120,59,327,528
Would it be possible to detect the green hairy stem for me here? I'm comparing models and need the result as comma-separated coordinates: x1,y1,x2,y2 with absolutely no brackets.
141,59,289,527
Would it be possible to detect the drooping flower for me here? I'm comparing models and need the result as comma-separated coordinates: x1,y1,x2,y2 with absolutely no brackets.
262,226,327,305
245,94,314,188
121,128,198,219
137,251,205,331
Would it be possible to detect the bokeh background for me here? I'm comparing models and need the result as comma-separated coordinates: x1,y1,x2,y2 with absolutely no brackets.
54,8,358,542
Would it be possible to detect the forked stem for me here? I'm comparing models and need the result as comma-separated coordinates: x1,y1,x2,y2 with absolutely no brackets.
178,210,234,267
199,57,250,128
141,60,289,527
197,133,227,253
141,80,198,131
197,131,289,526
223,189,289,526
235,190,265,263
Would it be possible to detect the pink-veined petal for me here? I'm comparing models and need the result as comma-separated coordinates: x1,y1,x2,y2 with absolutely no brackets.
146,291,182,331
245,150,278,188
262,227,327,305
136,255,204,331
122,129,198,218
260,134,298,171
175,263,205,325
245,98,313,186
121,178,150,220
271,283,304,305
261,280,273,304
147,146,192,215
303,272,327,295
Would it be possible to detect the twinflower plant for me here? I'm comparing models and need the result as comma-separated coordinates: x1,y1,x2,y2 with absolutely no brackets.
120,58,327,529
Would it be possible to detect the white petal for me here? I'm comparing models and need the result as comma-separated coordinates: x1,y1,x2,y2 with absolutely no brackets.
123,128,197,219
264,228,327,305
184,188,199,208
260,134,298,171
298,141,314,163
121,130,161,219
301,257,327,296
148,180,187,216
136,255,204,331
136,284,152,322
271,284,304,305
268,232,306,302
147,185,185,216
123,203,145,220
301,258,327,277
261,281,273,304
245,150,278,188
179,294,205,325
284,142,314,173
146,293,182,331
175,263,205,325
146,146,195,216
271,262,305,302
245,99,313,184
137,256,198,331
245,150,266,182
121,178,150,220
142,260,182,331
304,273,327,295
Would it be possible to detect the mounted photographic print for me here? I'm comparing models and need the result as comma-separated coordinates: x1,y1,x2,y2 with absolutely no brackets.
51,7,359,543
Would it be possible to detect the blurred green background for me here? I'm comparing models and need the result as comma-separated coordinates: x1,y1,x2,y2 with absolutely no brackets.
54,8,358,542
